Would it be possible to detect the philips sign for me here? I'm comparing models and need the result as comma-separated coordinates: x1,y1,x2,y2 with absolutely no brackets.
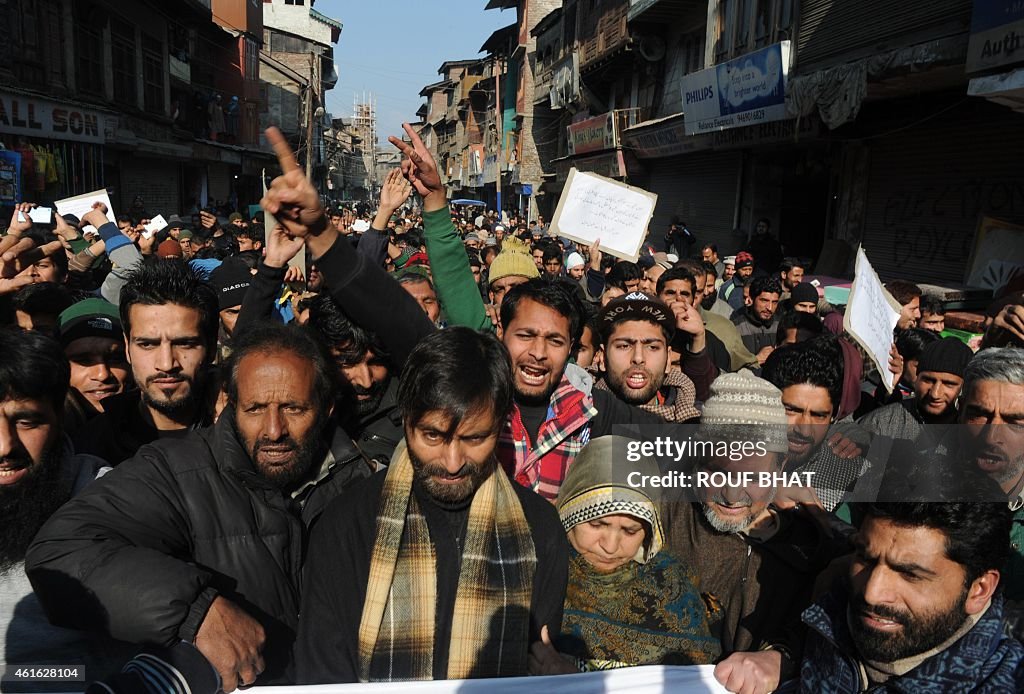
679,41,791,136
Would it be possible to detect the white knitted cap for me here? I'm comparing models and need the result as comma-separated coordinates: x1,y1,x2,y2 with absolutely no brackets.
699,369,789,453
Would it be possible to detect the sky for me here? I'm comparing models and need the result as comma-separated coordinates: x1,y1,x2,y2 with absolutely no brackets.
315,0,514,145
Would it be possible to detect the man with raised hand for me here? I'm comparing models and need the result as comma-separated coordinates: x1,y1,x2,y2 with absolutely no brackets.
261,125,692,501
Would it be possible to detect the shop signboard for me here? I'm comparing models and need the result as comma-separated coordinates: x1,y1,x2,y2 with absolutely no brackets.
679,42,790,136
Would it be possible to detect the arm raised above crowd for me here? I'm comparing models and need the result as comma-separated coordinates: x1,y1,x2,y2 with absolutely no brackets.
391,126,492,331
260,127,435,366
25,449,215,648
234,224,303,337
82,204,143,306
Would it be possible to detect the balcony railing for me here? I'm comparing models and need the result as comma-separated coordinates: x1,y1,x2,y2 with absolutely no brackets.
579,2,630,71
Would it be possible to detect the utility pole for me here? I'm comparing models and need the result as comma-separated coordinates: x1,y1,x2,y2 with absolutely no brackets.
494,55,502,217
305,52,316,180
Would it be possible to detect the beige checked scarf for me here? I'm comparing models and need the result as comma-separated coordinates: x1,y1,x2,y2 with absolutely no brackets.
593,368,700,422
357,441,537,682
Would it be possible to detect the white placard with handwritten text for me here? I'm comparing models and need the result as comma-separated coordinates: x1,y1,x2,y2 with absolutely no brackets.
55,188,116,226
550,168,658,262
843,246,902,394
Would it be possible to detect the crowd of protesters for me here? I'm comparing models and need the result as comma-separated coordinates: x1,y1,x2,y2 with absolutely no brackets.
0,123,1022,694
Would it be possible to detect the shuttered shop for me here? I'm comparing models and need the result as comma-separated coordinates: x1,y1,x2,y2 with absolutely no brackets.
797,0,970,68
645,152,740,255
860,100,1024,285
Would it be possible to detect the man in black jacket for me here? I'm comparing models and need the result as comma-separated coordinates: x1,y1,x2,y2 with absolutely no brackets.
26,322,372,691
73,259,220,466
295,328,567,683
259,124,702,502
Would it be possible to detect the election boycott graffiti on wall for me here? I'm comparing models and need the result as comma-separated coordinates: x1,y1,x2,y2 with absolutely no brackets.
680,42,791,136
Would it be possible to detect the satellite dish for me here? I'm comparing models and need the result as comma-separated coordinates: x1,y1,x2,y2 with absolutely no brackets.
638,36,666,62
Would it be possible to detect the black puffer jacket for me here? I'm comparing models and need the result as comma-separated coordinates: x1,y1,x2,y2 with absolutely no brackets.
25,410,371,683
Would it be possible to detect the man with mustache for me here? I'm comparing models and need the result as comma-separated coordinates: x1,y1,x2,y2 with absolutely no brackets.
763,335,871,511
731,275,784,363
799,502,1023,691
931,347,1024,605
593,292,711,421
73,259,220,466
660,370,847,694
295,328,568,683
859,337,972,444
27,322,372,691
0,328,133,678
306,293,401,468
262,124,698,502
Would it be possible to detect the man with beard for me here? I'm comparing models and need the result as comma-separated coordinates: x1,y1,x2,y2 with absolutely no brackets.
27,322,371,691
660,370,847,694
930,347,1024,603
885,279,923,331
732,275,784,365
778,257,805,300
594,292,711,419
660,262,756,372
762,336,871,511
0,328,133,680
294,327,568,683
306,293,400,468
262,124,685,502
73,259,219,466
859,337,972,444
720,251,755,311
799,503,1023,691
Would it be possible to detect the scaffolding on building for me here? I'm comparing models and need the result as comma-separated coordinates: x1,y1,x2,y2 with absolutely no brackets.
353,93,378,197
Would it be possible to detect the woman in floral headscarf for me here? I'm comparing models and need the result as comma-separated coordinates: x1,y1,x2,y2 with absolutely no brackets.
529,436,720,674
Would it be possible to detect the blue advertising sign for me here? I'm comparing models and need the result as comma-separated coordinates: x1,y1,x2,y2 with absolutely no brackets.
0,150,21,206
968,0,1024,73
680,41,791,136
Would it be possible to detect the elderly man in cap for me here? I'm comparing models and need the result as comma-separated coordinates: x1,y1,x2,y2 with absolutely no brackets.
859,336,973,443
661,370,849,694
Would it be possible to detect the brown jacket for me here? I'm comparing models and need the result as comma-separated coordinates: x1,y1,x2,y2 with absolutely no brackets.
659,501,845,658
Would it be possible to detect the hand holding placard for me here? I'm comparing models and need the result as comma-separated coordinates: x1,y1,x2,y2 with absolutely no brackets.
843,247,903,393
549,168,657,262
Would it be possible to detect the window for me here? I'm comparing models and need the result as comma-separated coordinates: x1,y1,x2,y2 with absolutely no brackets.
40,0,66,87
284,0,304,5
76,15,104,94
715,0,795,63
682,31,705,75
143,35,165,115
245,37,259,80
12,0,64,86
111,19,138,107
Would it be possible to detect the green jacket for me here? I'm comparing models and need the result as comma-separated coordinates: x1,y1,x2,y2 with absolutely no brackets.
422,206,492,332
702,308,757,371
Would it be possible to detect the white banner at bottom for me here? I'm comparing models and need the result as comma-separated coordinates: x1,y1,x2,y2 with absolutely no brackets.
256,665,729,693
